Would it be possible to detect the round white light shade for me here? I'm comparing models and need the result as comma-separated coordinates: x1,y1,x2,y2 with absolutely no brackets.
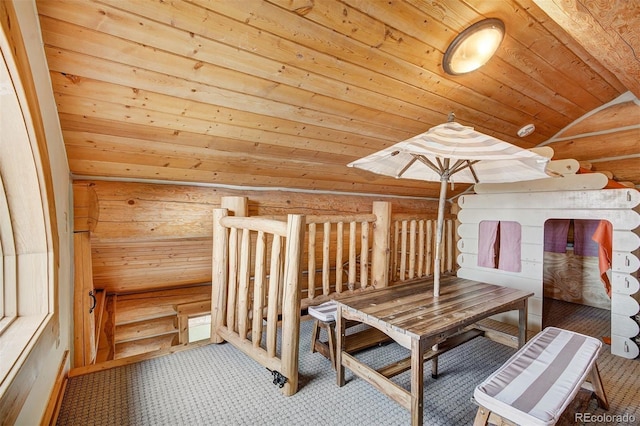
443,19,505,75
517,123,536,137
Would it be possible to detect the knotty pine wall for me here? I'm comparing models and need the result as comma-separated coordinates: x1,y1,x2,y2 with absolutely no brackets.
544,97,639,186
76,179,443,294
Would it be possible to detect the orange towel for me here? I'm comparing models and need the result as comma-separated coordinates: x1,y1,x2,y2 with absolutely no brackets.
591,220,613,297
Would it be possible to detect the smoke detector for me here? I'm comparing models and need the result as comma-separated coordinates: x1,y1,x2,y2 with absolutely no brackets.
517,123,535,137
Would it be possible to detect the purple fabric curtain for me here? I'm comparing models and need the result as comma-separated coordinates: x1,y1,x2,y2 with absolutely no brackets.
478,221,499,268
498,221,522,272
574,219,600,257
544,219,570,253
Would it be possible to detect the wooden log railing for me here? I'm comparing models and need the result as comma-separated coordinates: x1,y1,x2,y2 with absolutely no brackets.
211,200,457,313
211,209,306,396
298,202,457,307
390,216,456,283
303,214,377,301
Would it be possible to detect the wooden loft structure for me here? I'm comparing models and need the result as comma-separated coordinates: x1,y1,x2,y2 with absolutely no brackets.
0,1,638,424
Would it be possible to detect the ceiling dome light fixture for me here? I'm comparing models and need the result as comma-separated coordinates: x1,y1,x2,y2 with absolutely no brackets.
517,123,536,137
443,18,505,75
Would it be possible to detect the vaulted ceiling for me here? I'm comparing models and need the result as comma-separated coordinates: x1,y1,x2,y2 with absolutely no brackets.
36,0,639,199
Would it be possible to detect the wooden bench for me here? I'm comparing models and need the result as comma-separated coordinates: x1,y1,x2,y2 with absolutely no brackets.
473,327,609,426
308,300,389,369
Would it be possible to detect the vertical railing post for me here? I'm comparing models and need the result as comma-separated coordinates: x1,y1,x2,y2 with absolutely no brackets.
371,201,391,288
280,214,306,396
211,208,229,344
219,196,247,335
322,222,331,295
335,221,344,293
221,196,248,217
360,221,369,289
308,223,316,299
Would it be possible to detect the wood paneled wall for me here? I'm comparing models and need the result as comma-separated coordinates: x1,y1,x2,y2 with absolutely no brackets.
543,97,639,186
76,180,441,294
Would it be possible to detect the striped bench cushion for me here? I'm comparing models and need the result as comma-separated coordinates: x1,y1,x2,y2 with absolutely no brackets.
308,300,338,322
474,327,602,426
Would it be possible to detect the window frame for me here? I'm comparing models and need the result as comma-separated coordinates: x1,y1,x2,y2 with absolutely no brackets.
0,172,15,331
0,4,56,398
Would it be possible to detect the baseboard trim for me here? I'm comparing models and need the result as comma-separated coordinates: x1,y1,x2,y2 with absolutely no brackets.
69,339,213,378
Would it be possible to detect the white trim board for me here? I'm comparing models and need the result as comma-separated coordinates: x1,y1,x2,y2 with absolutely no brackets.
459,189,640,209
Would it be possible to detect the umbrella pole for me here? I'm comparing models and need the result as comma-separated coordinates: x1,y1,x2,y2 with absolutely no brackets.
434,175,449,297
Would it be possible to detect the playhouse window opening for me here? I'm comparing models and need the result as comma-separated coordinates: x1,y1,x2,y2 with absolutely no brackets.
477,220,521,272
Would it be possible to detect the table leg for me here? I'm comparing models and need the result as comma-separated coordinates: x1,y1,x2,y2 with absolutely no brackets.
431,356,438,379
410,338,424,426
336,305,346,387
518,300,528,348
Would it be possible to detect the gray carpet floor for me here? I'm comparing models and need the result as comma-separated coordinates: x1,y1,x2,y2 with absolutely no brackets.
57,299,640,425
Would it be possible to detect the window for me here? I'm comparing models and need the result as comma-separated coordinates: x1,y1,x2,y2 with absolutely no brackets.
0,15,54,395
188,314,211,343
0,173,15,333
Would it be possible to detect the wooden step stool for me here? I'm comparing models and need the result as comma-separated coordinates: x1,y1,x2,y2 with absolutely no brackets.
473,327,609,426
309,301,339,368
308,300,390,369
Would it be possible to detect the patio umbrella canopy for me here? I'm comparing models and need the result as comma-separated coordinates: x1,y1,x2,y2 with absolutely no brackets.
348,117,551,295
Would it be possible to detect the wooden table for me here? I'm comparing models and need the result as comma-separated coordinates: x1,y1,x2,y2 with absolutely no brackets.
335,277,533,426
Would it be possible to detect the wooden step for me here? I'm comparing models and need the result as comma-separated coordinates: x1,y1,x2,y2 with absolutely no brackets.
116,304,177,326
115,284,211,325
115,315,178,344
91,285,214,363
115,334,178,359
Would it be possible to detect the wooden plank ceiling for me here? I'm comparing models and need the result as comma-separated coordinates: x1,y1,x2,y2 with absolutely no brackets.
36,0,639,199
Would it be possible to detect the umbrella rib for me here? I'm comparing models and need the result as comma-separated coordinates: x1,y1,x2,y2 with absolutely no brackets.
447,160,481,182
449,159,468,174
397,156,419,178
468,161,480,183
449,159,478,175
414,154,445,177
